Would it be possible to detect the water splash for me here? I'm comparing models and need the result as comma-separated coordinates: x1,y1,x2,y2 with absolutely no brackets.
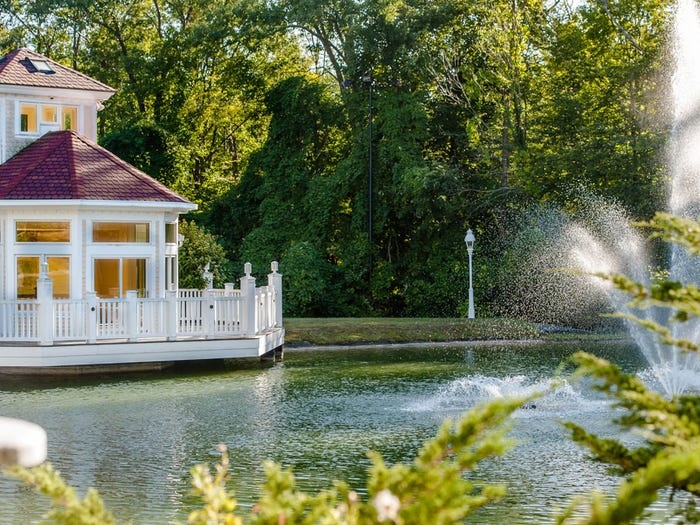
404,375,587,413
561,194,700,396
632,0,700,395
495,203,621,331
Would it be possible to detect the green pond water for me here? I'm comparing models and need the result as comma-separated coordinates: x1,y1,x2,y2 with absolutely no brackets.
0,341,683,523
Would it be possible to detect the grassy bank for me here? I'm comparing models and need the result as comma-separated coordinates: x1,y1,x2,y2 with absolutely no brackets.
284,317,543,346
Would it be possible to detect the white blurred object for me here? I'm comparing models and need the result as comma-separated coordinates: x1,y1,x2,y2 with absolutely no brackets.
0,417,47,467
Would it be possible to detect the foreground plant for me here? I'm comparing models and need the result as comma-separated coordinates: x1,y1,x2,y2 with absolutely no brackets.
4,396,528,524
557,352,700,524
5,462,117,524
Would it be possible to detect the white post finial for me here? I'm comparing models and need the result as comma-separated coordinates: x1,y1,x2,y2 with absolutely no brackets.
244,262,252,276
268,262,283,328
240,265,257,336
202,262,213,290
39,255,49,278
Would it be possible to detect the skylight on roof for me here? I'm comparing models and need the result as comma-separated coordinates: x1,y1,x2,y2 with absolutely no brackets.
29,59,54,73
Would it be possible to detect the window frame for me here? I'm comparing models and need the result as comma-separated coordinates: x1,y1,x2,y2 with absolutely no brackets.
62,106,78,131
17,102,80,135
93,257,148,298
15,221,71,243
165,223,177,244
92,222,151,244
19,103,38,133
16,255,70,299
28,59,54,73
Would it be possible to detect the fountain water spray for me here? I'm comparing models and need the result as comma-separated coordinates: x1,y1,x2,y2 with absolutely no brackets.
570,0,700,396
492,0,700,395
641,0,700,394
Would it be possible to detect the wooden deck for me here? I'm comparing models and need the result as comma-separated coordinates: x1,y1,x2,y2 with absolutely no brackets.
0,327,285,374
0,263,284,373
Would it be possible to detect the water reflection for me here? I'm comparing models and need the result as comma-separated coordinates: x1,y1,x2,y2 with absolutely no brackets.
0,341,673,524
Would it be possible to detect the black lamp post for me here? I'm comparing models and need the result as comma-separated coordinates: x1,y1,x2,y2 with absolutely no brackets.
361,74,373,283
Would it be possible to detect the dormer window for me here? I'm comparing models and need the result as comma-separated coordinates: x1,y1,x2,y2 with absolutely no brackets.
18,103,79,134
28,58,53,73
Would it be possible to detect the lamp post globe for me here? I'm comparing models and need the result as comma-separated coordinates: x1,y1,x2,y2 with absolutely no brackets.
464,229,475,319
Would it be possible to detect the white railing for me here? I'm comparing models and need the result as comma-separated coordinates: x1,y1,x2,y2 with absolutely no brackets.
0,262,282,346
96,299,125,339
0,301,39,341
54,300,88,341
136,298,168,338
212,295,243,335
255,286,275,334
178,289,202,299
178,289,231,298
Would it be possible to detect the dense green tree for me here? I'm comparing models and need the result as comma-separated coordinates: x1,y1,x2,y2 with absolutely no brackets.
0,0,677,318
520,0,670,218
209,74,352,314
100,120,175,185
178,220,230,289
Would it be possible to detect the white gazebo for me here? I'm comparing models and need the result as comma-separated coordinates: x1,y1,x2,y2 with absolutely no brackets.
0,49,283,372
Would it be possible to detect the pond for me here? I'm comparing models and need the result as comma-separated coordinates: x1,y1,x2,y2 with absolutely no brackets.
0,341,680,524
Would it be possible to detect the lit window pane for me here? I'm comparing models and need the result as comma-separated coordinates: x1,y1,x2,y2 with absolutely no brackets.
123,259,147,297
94,258,147,298
16,256,69,299
93,222,150,243
20,104,37,132
49,257,70,299
41,105,58,123
17,257,39,298
63,107,78,131
94,259,120,298
16,221,70,243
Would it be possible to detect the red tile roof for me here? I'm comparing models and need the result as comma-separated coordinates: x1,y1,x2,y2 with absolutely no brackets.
0,130,192,205
0,48,115,93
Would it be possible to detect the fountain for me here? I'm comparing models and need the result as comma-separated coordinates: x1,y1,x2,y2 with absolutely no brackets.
504,0,700,396
567,0,700,396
